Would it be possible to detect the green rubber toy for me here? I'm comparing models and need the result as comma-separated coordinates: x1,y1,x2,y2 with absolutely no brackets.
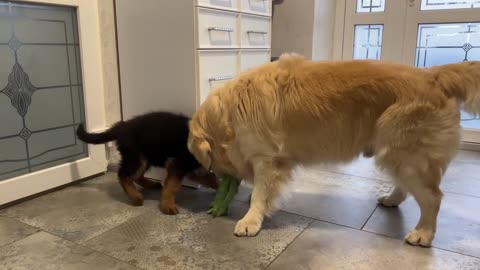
207,174,240,217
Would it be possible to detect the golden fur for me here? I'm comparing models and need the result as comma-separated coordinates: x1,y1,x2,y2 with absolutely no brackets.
188,53,480,246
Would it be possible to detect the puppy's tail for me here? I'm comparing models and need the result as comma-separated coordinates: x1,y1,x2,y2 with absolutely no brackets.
431,61,480,115
76,123,119,144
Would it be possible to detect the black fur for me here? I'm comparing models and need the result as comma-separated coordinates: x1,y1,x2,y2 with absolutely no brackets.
77,112,200,173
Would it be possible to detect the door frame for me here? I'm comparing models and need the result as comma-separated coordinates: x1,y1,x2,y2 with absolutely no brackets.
0,0,108,205
333,0,480,145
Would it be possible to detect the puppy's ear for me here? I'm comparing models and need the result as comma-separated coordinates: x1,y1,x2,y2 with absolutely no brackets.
197,140,212,170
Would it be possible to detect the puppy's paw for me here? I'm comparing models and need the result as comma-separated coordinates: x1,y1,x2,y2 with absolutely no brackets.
234,217,262,237
405,228,434,247
377,194,401,207
160,204,179,215
129,194,144,206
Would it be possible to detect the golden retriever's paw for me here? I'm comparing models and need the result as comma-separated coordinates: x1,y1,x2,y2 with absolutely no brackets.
377,194,401,207
405,229,434,247
234,218,262,237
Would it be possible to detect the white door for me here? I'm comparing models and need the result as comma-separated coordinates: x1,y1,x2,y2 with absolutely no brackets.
0,0,107,205
339,0,480,143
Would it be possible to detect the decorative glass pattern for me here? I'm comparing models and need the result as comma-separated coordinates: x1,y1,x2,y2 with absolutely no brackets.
415,22,480,130
353,24,384,60
0,1,87,181
356,0,386,13
421,0,480,10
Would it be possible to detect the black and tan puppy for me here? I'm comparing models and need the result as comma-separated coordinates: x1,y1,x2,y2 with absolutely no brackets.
76,112,217,214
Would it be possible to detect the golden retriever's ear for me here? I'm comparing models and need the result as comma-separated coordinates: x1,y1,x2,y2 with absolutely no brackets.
197,140,212,170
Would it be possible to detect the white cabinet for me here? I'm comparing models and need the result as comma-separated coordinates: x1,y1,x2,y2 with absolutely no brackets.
115,0,272,182
116,0,272,118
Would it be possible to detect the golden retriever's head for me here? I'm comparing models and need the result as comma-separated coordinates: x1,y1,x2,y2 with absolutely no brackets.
188,90,237,176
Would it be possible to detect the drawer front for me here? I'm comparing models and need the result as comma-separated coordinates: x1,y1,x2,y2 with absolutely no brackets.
197,8,240,49
240,14,271,48
197,50,238,105
197,0,239,11
239,0,271,16
240,49,270,72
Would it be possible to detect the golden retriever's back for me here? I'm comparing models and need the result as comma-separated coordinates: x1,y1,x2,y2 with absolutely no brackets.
218,54,451,164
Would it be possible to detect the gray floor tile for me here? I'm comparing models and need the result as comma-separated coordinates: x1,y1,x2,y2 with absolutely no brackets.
0,173,151,243
315,156,389,182
280,168,391,228
442,161,480,197
267,221,480,270
84,189,312,270
0,217,39,247
0,231,138,270
363,192,480,258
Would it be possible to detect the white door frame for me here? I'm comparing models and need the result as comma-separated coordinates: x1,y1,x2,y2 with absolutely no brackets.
0,0,108,205
402,0,480,143
334,0,480,144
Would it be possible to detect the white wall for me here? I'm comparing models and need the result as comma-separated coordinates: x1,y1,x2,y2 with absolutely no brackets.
97,0,121,162
97,0,121,127
272,0,337,60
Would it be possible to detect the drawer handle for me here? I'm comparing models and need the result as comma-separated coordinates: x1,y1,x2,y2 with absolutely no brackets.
208,27,234,32
209,76,233,82
247,30,268,35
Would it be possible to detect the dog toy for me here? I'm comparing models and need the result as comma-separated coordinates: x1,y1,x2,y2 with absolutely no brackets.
207,174,240,217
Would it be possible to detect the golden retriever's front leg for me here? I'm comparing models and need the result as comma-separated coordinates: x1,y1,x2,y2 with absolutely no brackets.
234,157,291,237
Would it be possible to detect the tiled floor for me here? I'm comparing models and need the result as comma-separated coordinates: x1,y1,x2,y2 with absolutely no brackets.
1,150,480,270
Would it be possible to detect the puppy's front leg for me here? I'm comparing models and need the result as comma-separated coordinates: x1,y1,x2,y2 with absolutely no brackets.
160,161,184,215
234,157,291,237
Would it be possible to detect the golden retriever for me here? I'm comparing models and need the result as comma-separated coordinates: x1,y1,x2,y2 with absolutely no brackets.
188,53,480,247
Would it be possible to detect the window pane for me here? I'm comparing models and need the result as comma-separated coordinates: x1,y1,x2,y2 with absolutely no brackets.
0,1,87,181
357,0,385,13
421,0,480,10
415,22,480,130
353,24,384,60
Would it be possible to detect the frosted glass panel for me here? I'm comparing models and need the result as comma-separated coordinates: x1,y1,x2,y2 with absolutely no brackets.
421,0,480,10
0,1,87,181
353,24,384,60
356,0,385,12
415,23,480,130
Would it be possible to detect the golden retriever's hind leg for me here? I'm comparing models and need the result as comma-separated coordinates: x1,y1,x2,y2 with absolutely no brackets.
402,165,443,247
234,157,291,237
377,185,407,207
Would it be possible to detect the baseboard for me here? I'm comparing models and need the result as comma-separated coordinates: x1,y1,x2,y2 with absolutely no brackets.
459,142,480,151
106,161,200,188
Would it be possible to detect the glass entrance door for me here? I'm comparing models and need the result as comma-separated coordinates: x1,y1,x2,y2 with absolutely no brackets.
342,0,480,143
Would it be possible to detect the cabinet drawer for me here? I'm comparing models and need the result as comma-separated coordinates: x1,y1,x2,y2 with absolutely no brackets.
197,50,238,105
239,0,271,16
240,49,270,72
240,14,271,48
197,8,240,49
197,0,239,11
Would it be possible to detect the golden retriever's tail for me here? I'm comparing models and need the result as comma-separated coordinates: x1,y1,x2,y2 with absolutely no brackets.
431,61,480,115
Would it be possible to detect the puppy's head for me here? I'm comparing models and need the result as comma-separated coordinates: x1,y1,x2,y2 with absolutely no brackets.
188,90,237,176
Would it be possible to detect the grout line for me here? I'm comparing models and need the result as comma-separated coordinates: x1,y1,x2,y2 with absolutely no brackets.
359,228,480,260
0,216,41,249
314,168,388,183
442,190,480,199
361,204,379,230
264,219,315,269
58,233,145,270
80,210,152,245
